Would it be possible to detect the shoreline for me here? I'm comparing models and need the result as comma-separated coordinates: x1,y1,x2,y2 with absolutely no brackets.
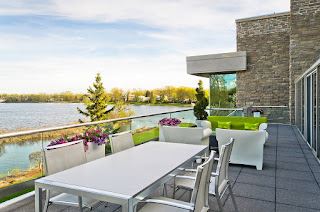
0,102,192,106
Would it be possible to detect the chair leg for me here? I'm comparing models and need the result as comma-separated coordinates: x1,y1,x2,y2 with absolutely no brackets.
163,183,167,197
43,190,50,212
228,185,239,212
78,196,83,212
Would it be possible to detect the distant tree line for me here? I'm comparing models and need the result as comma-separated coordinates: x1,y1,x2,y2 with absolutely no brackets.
0,92,84,103
0,85,235,106
0,86,202,104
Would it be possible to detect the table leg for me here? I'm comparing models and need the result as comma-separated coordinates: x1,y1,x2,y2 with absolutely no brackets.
122,199,134,212
35,185,43,212
122,202,128,212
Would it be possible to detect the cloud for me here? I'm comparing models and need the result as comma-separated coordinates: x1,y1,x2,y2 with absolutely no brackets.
0,0,290,93
0,0,289,30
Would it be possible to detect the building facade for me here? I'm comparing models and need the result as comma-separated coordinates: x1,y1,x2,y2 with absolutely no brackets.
187,0,320,158
187,0,320,123
236,0,320,124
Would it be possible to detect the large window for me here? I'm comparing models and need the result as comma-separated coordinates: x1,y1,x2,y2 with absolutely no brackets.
209,74,236,108
296,65,319,159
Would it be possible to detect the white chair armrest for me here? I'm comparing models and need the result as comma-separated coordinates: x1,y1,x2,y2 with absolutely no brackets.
203,128,213,138
200,120,212,129
141,198,194,210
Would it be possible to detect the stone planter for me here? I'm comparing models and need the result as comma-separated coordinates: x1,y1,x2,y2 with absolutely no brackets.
85,142,105,162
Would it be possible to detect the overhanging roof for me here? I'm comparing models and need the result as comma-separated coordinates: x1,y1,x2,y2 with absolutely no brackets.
186,51,247,77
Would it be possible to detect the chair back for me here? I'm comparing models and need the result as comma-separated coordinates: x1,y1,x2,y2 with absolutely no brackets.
215,138,234,196
191,151,215,212
109,131,134,153
43,140,86,175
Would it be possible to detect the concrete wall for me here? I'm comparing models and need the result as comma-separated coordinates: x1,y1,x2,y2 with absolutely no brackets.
289,0,320,122
236,13,291,110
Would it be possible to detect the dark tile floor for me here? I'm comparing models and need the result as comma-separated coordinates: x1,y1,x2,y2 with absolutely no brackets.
2,124,320,212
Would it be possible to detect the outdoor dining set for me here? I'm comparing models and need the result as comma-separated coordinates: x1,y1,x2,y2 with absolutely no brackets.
36,130,239,212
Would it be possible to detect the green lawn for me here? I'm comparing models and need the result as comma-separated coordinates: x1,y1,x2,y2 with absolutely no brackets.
133,127,159,145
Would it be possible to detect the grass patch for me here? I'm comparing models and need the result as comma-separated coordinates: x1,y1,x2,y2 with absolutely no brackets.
133,127,159,145
0,187,34,204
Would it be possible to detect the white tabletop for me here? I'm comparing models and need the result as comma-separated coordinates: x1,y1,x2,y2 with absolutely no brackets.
37,141,207,199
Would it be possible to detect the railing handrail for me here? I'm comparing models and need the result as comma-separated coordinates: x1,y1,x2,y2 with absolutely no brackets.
251,105,288,108
206,107,243,111
0,108,193,139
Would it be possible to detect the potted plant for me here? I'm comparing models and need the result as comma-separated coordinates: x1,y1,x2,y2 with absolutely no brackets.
81,127,108,162
158,118,181,141
194,80,208,126
47,127,108,162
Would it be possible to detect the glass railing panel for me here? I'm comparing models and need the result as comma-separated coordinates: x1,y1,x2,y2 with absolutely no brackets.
0,133,43,192
206,108,242,117
130,114,168,145
170,110,196,123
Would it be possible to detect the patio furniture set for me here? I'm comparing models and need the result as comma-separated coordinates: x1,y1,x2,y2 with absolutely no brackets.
36,116,267,211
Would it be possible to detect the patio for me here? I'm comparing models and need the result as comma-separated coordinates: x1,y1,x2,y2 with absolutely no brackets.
2,124,320,212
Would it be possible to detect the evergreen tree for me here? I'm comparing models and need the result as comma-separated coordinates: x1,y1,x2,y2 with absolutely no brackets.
77,73,113,122
194,80,208,120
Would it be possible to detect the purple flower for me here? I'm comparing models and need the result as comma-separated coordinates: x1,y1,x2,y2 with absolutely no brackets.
48,138,68,147
159,118,181,126
47,127,109,148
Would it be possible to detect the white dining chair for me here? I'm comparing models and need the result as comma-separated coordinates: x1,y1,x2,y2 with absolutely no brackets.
135,151,215,212
109,131,135,153
43,140,98,212
174,139,238,211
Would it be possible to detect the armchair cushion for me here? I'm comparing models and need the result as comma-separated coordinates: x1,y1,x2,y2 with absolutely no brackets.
244,123,259,130
217,121,231,129
208,116,268,131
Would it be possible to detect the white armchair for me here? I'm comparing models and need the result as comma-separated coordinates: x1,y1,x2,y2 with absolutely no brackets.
259,123,269,142
216,128,265,170
159,121,212,145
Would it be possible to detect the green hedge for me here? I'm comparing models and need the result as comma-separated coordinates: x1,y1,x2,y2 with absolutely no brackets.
208,116,267,131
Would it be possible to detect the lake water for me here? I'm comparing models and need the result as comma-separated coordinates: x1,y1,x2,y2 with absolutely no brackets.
0,103,194,175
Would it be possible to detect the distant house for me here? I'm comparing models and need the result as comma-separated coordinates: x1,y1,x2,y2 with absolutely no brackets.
155,95,161,101
0,99,6,103
127,94,136,102
138,96,150,102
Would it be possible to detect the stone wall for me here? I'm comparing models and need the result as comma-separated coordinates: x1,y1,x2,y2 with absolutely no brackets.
236,13,291,110
289,0,320,123
245,106,290,124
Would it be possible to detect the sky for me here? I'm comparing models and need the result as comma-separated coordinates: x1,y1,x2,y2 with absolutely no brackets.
0,0,290,93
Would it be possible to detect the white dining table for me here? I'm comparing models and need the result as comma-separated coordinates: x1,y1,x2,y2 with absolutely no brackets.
35,141,208,212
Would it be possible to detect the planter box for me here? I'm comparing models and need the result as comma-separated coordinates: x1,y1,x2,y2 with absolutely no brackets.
85,142,105,162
